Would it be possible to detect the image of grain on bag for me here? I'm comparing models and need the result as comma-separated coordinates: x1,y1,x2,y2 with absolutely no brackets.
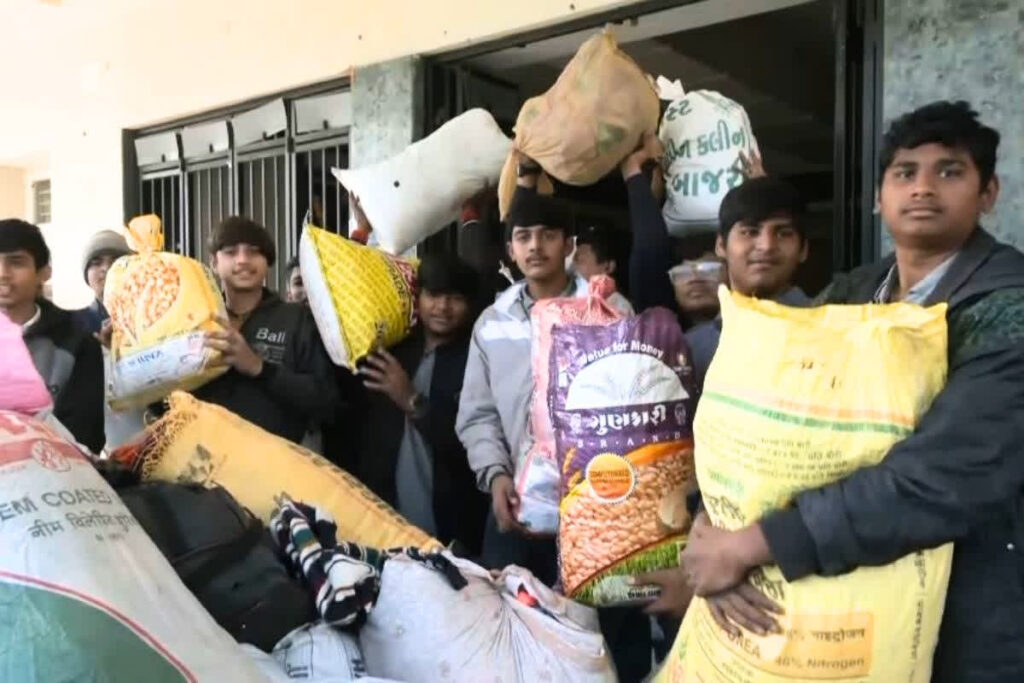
299,225,417,369
497,29,660,218
122,391,438,552
104,215,228,411
553,308,697,606
658,290,952,683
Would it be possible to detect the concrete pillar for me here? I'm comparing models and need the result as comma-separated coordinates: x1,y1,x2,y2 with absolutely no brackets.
350,57,424,169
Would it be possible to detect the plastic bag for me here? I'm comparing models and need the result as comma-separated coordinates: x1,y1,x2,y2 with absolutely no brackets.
657,290,952,682
299,226,417,369
334,108,511,255
0,311,51,414
243,622,366,682
104,215,227,410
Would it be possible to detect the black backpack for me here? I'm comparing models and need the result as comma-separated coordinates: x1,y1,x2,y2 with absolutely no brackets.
118,482,316,651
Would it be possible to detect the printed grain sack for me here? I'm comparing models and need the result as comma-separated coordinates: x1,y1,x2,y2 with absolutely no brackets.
657,291,952,683
299,225,417,369
498,29,660,218
553,308,697,606
0,311,51,414
120,391,438,551
360,553,615,683
105,215,227,410
657,81,760,236
334,108,511,255
0,410,266,682
516,275,624,534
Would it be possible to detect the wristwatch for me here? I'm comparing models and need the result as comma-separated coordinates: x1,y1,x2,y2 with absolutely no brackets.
517,161,541,178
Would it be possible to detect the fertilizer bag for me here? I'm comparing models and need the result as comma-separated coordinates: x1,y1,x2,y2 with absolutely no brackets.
105,215,227,410
554,308,697,606
658,290,953,683
658,85,760,236
0,311,51,414
334,108,511,255
300,225,417,369
0,411,266,682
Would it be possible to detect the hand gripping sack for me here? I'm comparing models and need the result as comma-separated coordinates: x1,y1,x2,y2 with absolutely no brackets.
360,553,616,683
104,215,228,410
497,29,660,218
554,308,698,606
334,108,511,255
300,225,417,369
0,411,266,682
0,311,52,414
657,291,953,683
658,86,760,236
117,391,439,551
515,276,624,534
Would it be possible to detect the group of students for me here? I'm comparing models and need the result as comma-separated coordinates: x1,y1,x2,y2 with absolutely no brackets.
1,99,1022,682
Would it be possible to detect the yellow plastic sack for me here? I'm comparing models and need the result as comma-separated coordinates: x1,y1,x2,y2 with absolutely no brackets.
497,29,660,218
104,215,227,411
132,392,437,551
657,291,953,683
299,225,417,369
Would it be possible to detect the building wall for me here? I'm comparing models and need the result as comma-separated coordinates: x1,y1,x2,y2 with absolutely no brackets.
0,168,27,219
883,0,1023,251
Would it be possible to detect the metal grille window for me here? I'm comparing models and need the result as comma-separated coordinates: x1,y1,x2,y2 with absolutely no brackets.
126,87,350,293
32,179,52,224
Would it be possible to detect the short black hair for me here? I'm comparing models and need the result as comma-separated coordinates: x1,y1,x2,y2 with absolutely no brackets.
0,219,50,269
879,101,999,187
285,255,300,274
209,216,276,266
576,224,625,266
718,177,806,241
418,253,479,300
504,190,573,242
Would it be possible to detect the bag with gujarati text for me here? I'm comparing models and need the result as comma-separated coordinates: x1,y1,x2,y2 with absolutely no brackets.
0,411,265,682
104,215,227,410
554,308,697,606
657,290,952,683
0,311,51,414
657,83,759,236
300,226,417,369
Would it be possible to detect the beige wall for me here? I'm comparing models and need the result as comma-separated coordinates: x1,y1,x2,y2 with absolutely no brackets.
0,168,27,219
0,0,632,307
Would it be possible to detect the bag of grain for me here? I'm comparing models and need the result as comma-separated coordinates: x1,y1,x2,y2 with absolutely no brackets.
104,215,227,410
0,311,51,414
656,290,952,683
497,29,660,218
299,225,417,369
657,81,760,236
116,391,438,551
333,108,511,255
0,410,266,682
554,308,697,606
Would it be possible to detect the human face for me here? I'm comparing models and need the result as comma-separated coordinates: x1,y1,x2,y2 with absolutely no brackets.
86,253,119,300
880,142,998,252
287,267,306,304
212,243,268,293
669,257,725,316
717,215,807,298
0,251,49,314
572,243,614,281
418,289,470,339
507,225,572,284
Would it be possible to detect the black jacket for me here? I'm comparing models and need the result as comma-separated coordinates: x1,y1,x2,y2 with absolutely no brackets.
193,290,338,444
759,229,1024,682
23,299,104,453
350,328,488,555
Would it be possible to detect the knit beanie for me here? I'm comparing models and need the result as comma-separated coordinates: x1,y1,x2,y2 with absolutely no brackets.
82,230,131,283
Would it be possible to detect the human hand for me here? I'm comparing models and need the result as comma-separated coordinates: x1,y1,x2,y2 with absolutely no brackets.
620,131,662,180
706,580,783,637
681,514,770,596
632,568,694,618
359,350,416,412
94,319,113,349
491,473,527,534
739,150,767,179
204,319,264,377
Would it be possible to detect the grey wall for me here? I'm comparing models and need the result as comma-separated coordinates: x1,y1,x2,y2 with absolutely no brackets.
350,56,424,169
883,0,1024,251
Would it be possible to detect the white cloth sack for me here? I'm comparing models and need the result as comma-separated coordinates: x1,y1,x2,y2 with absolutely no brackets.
360,554,615,683
242,622,368,682
333,108,511,255
0,411,266,682
657,80,760,236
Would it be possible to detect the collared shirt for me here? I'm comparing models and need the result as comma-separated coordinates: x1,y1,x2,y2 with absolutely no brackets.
395,348,438,536
874,254,957,305
20,305,41,333
516,277,579,319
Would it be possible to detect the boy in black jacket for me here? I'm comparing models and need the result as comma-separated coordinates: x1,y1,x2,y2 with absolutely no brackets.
198,217,337,444
0,219,104,452
353,253,488,554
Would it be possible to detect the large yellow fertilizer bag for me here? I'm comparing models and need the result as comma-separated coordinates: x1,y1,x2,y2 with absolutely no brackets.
658,290,953,683
299,225,417,369
104,215,227,410
123,392,438,551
